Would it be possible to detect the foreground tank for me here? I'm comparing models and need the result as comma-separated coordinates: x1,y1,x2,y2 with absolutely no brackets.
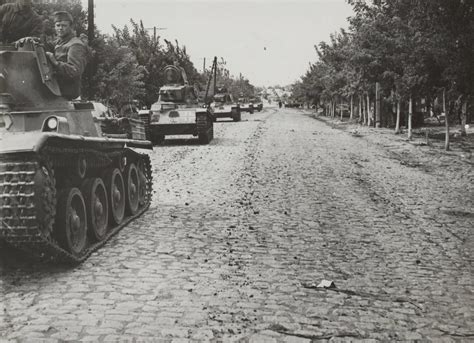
0,43,153,264
148,65,214,144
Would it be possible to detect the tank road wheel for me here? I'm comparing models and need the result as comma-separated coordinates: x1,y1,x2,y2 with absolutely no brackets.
82,178,108,242
56,188,87,257
125,163,139,215
105,168,125,225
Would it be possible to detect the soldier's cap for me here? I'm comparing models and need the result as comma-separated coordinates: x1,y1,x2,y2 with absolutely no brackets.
53,11,74,24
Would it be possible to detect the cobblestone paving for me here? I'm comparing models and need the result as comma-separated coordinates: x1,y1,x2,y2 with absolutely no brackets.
1,107,473,341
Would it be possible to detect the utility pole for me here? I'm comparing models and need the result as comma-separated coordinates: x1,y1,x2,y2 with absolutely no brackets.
145,27,167,41
213,57,217,95
87,0,94,43
203,57,206,73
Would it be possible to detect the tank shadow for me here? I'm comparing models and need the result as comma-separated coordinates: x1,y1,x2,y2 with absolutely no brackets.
0,241,74,275
153,137,212,146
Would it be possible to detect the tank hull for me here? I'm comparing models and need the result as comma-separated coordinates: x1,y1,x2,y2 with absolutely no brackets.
212,105,241,121
149,111,214,144
0,137,153,264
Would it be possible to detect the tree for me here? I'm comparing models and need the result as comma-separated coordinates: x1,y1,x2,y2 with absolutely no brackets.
88,38,146,110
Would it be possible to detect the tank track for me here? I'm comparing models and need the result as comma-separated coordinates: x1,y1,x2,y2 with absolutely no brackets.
196,113,214,143
0,150,152,265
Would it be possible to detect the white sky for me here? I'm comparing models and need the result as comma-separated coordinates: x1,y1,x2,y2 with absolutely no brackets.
84,0,354,87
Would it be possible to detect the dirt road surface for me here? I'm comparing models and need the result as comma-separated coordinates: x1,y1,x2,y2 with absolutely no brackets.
1,106,473,341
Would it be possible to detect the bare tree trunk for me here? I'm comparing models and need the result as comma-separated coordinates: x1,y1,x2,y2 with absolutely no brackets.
332,100,336,118
408,95,413,140
444,89,449,150
359,95,362,123
350,95,353,120
375,82,381,128
340,98,343,120
461,98,467,136
395,99,401,134
366,93,371,126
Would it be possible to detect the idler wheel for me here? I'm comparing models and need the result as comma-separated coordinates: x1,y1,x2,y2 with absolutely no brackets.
56,188,87,257
125,163,140,215
82,178,108,242
104,168,125,225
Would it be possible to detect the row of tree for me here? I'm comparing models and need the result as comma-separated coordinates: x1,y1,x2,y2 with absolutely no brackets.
35,2,256,113
292,0,473,148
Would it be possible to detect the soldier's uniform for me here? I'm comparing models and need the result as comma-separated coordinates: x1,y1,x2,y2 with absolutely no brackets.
50,12,87,100
0,1,43,43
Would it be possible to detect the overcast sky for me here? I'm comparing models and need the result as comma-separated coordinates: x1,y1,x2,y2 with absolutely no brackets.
85,0,354,87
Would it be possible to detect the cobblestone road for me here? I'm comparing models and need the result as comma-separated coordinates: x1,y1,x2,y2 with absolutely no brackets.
1,107,473,341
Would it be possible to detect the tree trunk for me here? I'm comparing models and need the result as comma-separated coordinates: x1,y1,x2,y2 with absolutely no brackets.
395,99,401,134
461,98,467,136
359,95,362,123
350,95,354,120
366,93,371,126
375,82,381,128
340,98,343,120
408,96,413,140
444,89,449,150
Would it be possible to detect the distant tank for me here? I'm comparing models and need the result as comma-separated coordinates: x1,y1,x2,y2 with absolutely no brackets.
238,97,254,114
148,65,214,144
0,43,153,264
249,96,263,112
211,86,241,122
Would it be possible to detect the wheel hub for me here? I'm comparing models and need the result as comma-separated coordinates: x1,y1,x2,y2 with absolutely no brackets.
70,209,81,232
113,186,121,206
94,198,104,217
130,182,137,198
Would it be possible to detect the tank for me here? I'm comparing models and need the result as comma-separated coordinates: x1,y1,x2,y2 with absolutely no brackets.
0,43,153,264
148,65,214,144
238,97,254,114
249,96,263,112
211,87,241,122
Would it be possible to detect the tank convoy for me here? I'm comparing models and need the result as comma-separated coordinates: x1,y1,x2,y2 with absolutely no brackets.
0,42,153,264
147,65,214,144
210,87,241,122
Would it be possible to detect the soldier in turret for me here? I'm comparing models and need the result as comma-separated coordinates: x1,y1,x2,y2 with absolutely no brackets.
0,0,43,43
45,11,87,100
